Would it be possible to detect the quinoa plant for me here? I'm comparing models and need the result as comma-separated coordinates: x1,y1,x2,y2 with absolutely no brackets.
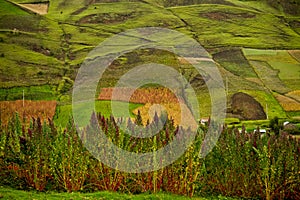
0,113,299,199
49,119,90,192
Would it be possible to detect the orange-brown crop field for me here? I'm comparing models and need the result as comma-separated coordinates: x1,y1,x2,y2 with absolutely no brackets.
98,87,197,128
132,102,197,130
286,90,300,102
98,87,182,104
0,100,57,125
275,94,300,111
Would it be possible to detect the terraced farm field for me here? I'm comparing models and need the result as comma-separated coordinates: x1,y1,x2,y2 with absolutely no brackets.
243,49,300,89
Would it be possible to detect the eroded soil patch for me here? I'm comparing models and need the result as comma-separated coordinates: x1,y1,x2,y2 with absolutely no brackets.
78,12,138,24
201,12,255,21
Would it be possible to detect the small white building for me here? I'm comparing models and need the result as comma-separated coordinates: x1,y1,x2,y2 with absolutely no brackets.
200,117,209,125
283,121,289,126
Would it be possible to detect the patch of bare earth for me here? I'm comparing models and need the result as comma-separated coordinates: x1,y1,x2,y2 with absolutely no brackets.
200,12,255,21
78,12,137,24
18,2,49,15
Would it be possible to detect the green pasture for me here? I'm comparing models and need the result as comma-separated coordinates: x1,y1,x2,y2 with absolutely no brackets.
226,119,270,132
0,187,213,200
0,58,62,88
0,0,29,16
243,49,299,65
169,4,300,48
242,48,279,56
239,120,270,130
269,61,300,80
212,48,257,78
197,92,212,118
219,70,263,95
0,85,56,101
54,100,143,127
249,60,290,94
288,111,300,119
47,0,87,20
0,43,62,66
81,2,184,30
224,117,240,125
243,49,300,90
227,0,284,15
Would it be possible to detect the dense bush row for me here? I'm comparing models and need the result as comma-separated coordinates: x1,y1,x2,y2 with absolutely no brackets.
0,113,299,199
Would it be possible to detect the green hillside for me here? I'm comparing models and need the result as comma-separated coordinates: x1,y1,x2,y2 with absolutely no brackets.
0,0,300,121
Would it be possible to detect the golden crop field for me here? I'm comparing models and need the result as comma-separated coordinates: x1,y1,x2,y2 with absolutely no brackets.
98,87,197,127
0,100,57,125
98,87,181,104
132,102,197,130
286,90,300,102
275,94,300,111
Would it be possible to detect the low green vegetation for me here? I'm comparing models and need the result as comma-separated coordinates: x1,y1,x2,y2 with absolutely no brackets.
288,111,300,119
0,0,29,16
54,100,143,127
169,4,300,49
0,186,203,200
227,0,284,15
269,61,300,80
212,48,257,78
243,48,300,91
249,60,290,94
224,117,240,125
0,85,56,101
238,120,270,131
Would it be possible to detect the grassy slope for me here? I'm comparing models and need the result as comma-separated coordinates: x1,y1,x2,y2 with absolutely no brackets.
0,0,29,15
0,85,56,100
0,0,299,119
169,4,300,49
0,0,64,89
